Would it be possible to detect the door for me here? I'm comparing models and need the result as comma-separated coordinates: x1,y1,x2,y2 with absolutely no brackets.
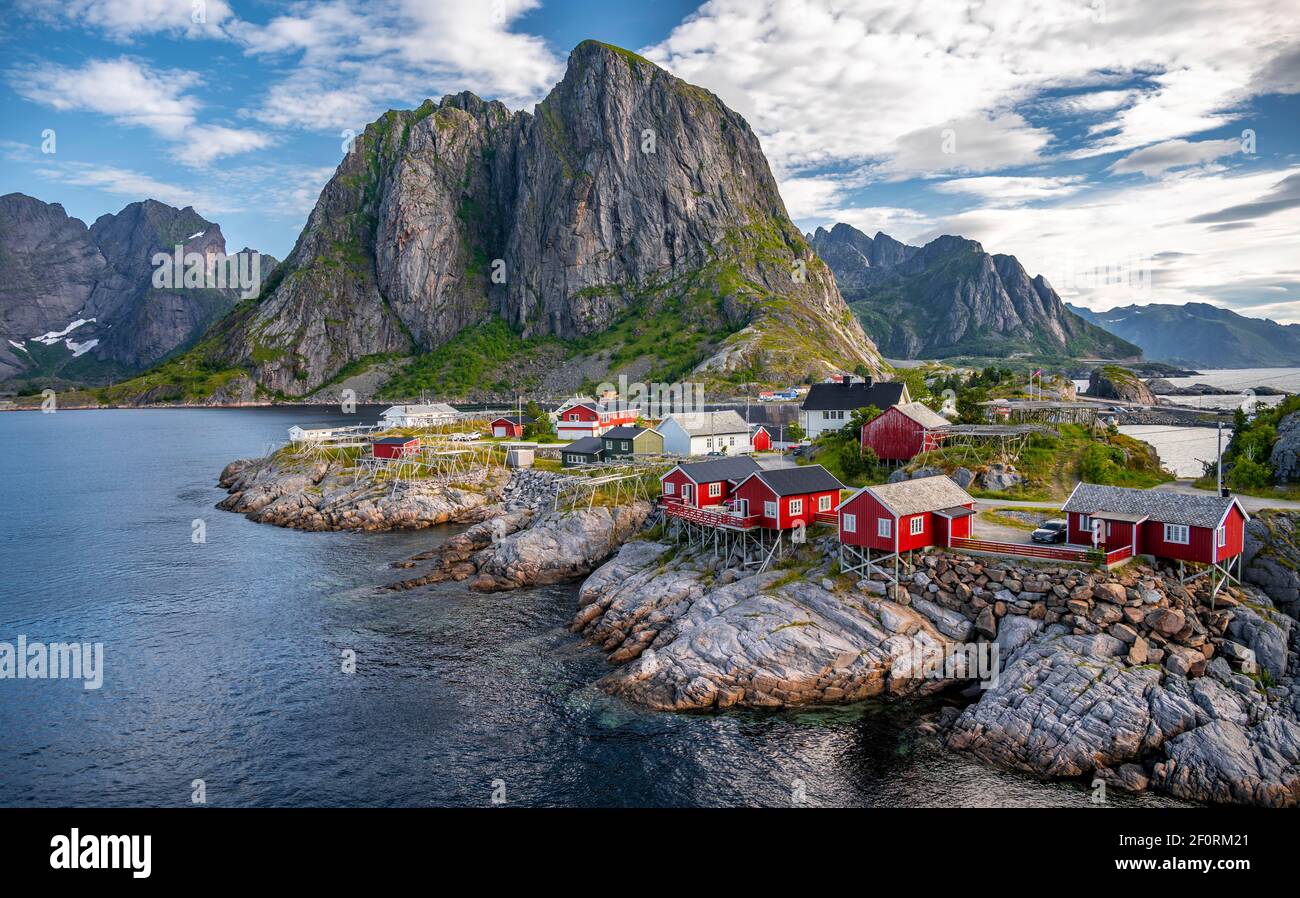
732,498,748,517
1090,518,1103,547
681,483,694,506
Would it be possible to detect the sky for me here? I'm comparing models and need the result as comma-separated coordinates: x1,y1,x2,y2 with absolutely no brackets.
2,0,1299,323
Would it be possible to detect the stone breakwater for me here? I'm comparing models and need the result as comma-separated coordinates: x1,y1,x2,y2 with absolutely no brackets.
386,501,652,592
574,539,1300,805
216,455,501,531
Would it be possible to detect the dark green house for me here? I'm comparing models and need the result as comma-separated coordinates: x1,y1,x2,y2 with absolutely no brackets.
600,426,664,459
561,436,605,467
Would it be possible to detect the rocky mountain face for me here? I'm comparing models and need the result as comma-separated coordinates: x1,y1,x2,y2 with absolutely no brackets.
1086,365,1157,404
809,223,1139,361
207,41,881,397
1067,302,1300,368
0,193,275,384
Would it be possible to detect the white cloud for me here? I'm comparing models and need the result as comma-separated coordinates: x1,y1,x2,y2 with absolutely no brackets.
1109,137,1244,177
32,161,236,212
11,57,270,166
933,175,1087,203
911,165,1300,322
643,0,1296,181
17,0,236,40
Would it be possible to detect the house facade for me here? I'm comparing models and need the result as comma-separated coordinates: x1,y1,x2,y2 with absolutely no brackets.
837,475,976,553
490,416,532,438
799,379,909,440
660,457,762,508
372,436,421,459
1061,483,1248,565
380,404,459,428
600,426,663,458
554,401,639,441
861,401,950,461
750,425,773,452
731,465,845,529
658,410,752,455
560,436,605,467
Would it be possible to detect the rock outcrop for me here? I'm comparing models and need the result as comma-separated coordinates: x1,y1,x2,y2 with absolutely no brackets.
1243,510,1300,620
0,193,276,384
1086,365,1157,404
574,536,1300,804
216,454,496,531
809,222,1138,361
1269,412,1300,484
202,41,881,396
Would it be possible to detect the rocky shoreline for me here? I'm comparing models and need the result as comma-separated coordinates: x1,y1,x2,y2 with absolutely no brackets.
572,531,1300,806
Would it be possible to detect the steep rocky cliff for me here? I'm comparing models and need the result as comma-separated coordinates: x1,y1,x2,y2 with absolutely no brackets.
810,222,1139,361
0,193,276,384
207,41,881,397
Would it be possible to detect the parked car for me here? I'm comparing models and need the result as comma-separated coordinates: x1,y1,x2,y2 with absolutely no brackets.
1031,519,1068,544
449,431,481,442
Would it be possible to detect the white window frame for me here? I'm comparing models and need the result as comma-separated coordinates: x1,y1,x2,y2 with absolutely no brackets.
1077,514,1091,531
1217,526,1226,548
565,454,579,464
764,500,778,518
818,494,832,512
910,516,924,536
621,441,630,450
789,498,804,517
1164,523,1190,545
877,517,892,538
664,481,675,495
709,482,722,498
843,513,856,533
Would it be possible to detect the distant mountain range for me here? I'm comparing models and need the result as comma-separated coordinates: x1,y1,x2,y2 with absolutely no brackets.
0,193,276,385
809,222,1140,362
1066,302,1300,369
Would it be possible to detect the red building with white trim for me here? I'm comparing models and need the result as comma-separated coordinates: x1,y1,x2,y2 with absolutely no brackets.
861,402,951,462
750,424,773,452
372,436,420,459
1061,483,1248,571
660,457,762,508
731,465,845,530
489,415,531,438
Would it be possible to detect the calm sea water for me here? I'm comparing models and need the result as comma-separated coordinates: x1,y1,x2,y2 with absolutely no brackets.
0,406,1185,807
1074,367,1299,411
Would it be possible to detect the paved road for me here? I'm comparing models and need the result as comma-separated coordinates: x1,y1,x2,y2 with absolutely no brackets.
1152,480,1300,512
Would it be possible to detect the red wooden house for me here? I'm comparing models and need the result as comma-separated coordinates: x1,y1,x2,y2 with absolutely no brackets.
555,400,638,440
490,415,531,438
836,475,976,579
861,402,951,462
373,436,420,459
750,424,773,452
1062,483,1248,582
660,457,761,508
731,465,846,530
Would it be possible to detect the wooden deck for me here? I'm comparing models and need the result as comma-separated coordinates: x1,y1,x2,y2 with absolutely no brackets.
661,499,758,530
949,536,1132,565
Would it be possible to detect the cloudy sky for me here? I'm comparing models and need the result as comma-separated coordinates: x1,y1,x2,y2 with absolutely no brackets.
3,0,1299,322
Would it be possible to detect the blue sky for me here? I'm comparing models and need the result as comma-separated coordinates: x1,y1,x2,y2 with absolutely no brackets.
3,0,1299,322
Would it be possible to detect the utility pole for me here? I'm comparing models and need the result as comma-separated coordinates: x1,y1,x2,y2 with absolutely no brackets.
1217,420,1224,494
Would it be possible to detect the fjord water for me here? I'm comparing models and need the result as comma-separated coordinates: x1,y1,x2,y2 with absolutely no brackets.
0,407,1180,807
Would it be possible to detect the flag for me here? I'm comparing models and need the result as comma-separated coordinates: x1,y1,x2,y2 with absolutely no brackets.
1032,369,1042,378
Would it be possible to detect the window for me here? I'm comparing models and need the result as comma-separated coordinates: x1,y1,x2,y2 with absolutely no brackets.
824,410,845,421
764,501,778,518
818,494,832,512
621,441,630,450
789,498,804,517
843,513,856,533
1164,523,1190,545
1105,522,1112,537
1078,514,1091,531
729,436,736,446
709,482,722,498
1217,526,1226,548
878,518,892,538
910,516,924,536
664,481,675,495
706,438,713,449
568,413,579,421
565,455,578,464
